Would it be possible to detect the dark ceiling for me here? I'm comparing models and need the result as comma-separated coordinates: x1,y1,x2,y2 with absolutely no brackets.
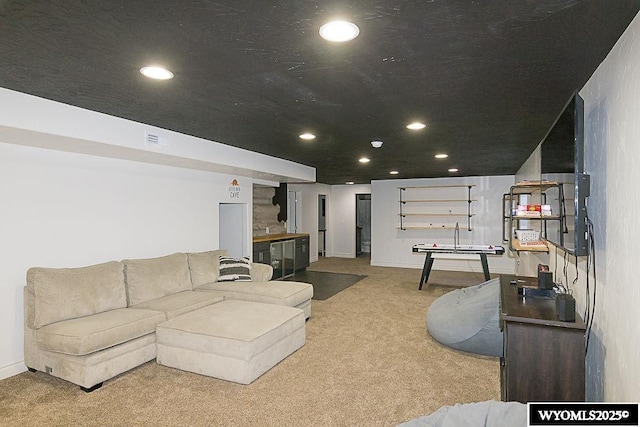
1,1,638,184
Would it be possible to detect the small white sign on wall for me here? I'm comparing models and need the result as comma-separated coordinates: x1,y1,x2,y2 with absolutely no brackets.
227,178,242,200
221,177,251,203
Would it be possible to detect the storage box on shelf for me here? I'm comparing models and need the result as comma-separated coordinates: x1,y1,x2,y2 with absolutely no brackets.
514,229,540,242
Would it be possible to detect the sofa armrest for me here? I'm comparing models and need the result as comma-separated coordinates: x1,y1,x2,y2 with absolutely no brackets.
251,263,273,282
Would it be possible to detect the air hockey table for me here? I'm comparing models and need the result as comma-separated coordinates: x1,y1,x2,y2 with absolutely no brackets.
412,243,505,290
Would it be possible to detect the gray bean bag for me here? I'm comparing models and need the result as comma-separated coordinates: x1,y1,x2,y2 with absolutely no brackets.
397,400,526,427
426,278,502,357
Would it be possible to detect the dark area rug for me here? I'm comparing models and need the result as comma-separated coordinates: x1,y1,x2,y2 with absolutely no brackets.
284,270,367,300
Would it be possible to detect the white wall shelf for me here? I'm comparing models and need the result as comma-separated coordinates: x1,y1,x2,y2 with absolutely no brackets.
398,185,475,231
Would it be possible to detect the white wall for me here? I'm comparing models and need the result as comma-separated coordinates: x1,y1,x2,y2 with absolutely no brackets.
574,12,640,401
0,88,315,184
371,176,516,274
0,142,254,379
288,183,332,262
289,183,374,261
515,12,640,401
330,184,372,258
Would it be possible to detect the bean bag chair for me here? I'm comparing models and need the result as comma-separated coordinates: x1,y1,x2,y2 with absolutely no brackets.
397,400,526,427
426,278,502,357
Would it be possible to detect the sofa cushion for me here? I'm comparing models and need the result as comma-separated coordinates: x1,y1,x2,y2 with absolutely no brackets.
187,250,229,287
36,308,165,356
195,280,313,308
132,290,224,319
27,261,127,330
250,262,273,282
218,256,252,282
124,253,192,306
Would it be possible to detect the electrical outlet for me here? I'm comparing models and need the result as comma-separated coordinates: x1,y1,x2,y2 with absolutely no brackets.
266,227,270,234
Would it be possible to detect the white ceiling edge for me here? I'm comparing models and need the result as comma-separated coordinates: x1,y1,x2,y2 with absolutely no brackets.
0,88,316,184
253,178,282,187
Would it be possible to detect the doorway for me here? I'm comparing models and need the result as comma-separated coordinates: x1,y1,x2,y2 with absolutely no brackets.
219,203,248,258
287,190,302,233
318,194,327,257
355,194,371,257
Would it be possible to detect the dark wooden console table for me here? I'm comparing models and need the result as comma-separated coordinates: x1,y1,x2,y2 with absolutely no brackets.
499,275,586,403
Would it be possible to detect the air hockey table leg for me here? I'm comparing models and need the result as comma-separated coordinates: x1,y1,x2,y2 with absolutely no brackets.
419,252,435,290
480,253,490,281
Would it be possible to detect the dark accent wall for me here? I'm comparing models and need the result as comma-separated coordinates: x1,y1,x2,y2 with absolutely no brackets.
273,183,287,223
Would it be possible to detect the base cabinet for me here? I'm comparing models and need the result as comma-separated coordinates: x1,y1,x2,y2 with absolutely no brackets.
500,275,586,403
253,242,271,266
270,240,295,280
294,236,310,271
253,234,310,280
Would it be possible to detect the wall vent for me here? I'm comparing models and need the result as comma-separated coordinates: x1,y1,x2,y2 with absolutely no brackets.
145,132,169,147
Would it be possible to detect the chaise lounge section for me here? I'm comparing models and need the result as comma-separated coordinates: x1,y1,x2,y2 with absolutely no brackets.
187,250,313,318
24,250,313,391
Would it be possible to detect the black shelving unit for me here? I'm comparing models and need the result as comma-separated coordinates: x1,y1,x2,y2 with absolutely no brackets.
504,182,566,252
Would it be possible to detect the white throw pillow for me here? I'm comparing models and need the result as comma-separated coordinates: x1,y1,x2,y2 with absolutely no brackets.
218,257,252,282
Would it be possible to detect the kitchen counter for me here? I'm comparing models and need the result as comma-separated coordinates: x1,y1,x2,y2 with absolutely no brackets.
252,233,309,243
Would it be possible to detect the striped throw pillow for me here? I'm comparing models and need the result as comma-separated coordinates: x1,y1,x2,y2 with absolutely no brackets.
218,256,252,282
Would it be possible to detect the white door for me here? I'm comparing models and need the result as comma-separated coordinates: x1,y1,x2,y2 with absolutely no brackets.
287,190,302,233
219,203,247,258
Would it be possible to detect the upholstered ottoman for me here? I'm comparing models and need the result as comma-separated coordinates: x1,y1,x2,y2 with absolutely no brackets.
156,300,305,384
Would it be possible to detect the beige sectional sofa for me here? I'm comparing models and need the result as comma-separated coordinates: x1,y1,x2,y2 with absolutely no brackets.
24,250,313,391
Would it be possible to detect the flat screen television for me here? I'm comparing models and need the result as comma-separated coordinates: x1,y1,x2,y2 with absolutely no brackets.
540,91,590,256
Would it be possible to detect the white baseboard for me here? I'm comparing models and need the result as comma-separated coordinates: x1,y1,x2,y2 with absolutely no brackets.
330,252,353,258
371,258,514,275
0,360,27,380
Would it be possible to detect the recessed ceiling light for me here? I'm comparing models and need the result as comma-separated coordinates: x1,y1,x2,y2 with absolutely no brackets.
299,133,316,140
370,140,383,148
140,66,174,80
390,170,399,175
435,153,449,159
359,157,370,163
319,21,360,42
346,181,355,185
448,168,459,173
406,122,426,130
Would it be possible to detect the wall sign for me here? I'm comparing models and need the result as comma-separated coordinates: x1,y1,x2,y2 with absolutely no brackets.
228,179,241,199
